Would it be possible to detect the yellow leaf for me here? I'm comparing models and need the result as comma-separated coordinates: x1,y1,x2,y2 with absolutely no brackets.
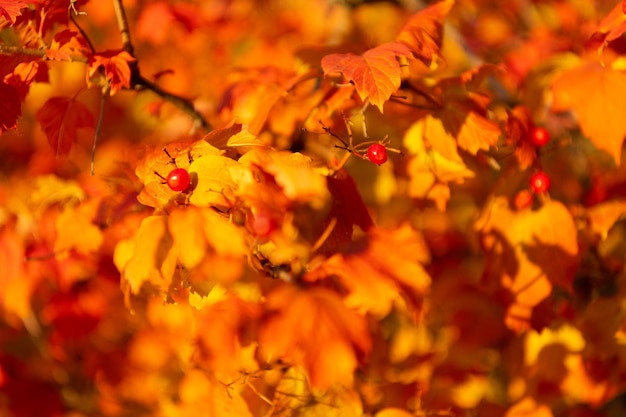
54,199,103,255
552,61,626,164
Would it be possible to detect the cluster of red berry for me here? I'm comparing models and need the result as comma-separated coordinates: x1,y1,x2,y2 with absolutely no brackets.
514,126,552,209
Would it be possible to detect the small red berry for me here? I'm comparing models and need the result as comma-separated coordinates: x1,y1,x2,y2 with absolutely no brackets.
166,168,191,192
513,189,533,210
530,171,550,194
530,126,550,147
366,143,388,165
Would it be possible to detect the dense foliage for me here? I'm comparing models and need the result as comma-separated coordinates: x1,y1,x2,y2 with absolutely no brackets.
2,1,626,416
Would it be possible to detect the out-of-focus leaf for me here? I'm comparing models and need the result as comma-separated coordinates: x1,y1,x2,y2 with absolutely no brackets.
114,215,176,296
322,42,412,112
585,199,626,239
35,96,94,156
258,285,371,389
552,61,626,165
55,198,104,255
0,82,21,133
395,0,454,65
307,225,431,317
476,198,579,331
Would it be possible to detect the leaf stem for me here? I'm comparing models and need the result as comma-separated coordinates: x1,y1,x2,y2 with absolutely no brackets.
91,86,108,175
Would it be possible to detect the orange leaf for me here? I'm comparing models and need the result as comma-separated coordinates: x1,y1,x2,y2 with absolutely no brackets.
45,29,91,61
0,0,27,25
585,199,626,239
113,215,177,297
307,225,431,317
88,50,136,95
587,1,626,52
4,61,49,100
396,0,454,65
55,199,104,255
476,198,579,331
35,96,94,156
0,82,20,133
321,41,412,112
259,285,371,388
552,62,626,165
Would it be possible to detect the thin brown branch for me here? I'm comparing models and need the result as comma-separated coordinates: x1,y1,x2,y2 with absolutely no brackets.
0,44,88,63
112,0,134,55
111,0,211,130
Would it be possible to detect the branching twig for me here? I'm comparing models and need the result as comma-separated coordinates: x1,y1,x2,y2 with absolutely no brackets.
111,0,211,130
91,85,109,175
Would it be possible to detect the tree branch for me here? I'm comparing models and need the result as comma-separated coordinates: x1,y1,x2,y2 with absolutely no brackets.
0,44,88,63
111,0,211,130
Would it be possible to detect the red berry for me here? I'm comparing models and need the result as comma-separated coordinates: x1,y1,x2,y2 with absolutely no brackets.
366,143,388,165
513,189,533,210
530,171,550,194
530,126,550,147
166,168,191,192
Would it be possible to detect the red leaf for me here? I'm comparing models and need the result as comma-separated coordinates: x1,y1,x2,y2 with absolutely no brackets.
322,41,411,112
0,0,27,25
0,82,21,133
4,61,49,100
35,96,94,156
88,50,136,95
45,30,91,62
396,0,454,65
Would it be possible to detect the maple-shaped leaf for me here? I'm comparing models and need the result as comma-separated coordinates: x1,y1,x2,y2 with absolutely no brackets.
552,61,626,165
4,61,50,100
194,294,260,378
0,0,27,25
114,215,177,297
586,1,626,53
475,198,579,332
258,285,371,389
36,96,94,156
395,0,454,65
321,41,412,112
307,225,431,317
88,50,136,95
0,82,21,133
168,206,247,270
45,29,91,61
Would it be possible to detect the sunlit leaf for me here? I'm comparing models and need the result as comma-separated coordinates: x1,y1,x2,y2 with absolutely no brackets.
259,285,371,389
0,0,27,24
55,199,104,255
88,50,136,95
322,41,412,112
552,61,626,164
395,0,454,65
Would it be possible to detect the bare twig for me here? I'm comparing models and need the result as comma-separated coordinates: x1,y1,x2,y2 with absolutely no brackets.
68,2,96,54
0,44,88,62
91,85,109,175
111,0,211,130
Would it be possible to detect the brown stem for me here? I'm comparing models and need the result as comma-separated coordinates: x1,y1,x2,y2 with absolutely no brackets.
0,44,88,62
112,0,134,55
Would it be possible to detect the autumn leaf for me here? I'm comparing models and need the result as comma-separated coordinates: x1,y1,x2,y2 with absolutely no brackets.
0,82,21,133
585,199,626,239
45,30,91,61
258,285,371,389
0,0,27,25
54,199,104,255
552,61,626,165
113,215,177,297
322,41,412,112
307,225,431,317
4,61,49,100
396,0,454,65
36,96,94,156
88,50,136,95
476,198,579,331
586,1,626,52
